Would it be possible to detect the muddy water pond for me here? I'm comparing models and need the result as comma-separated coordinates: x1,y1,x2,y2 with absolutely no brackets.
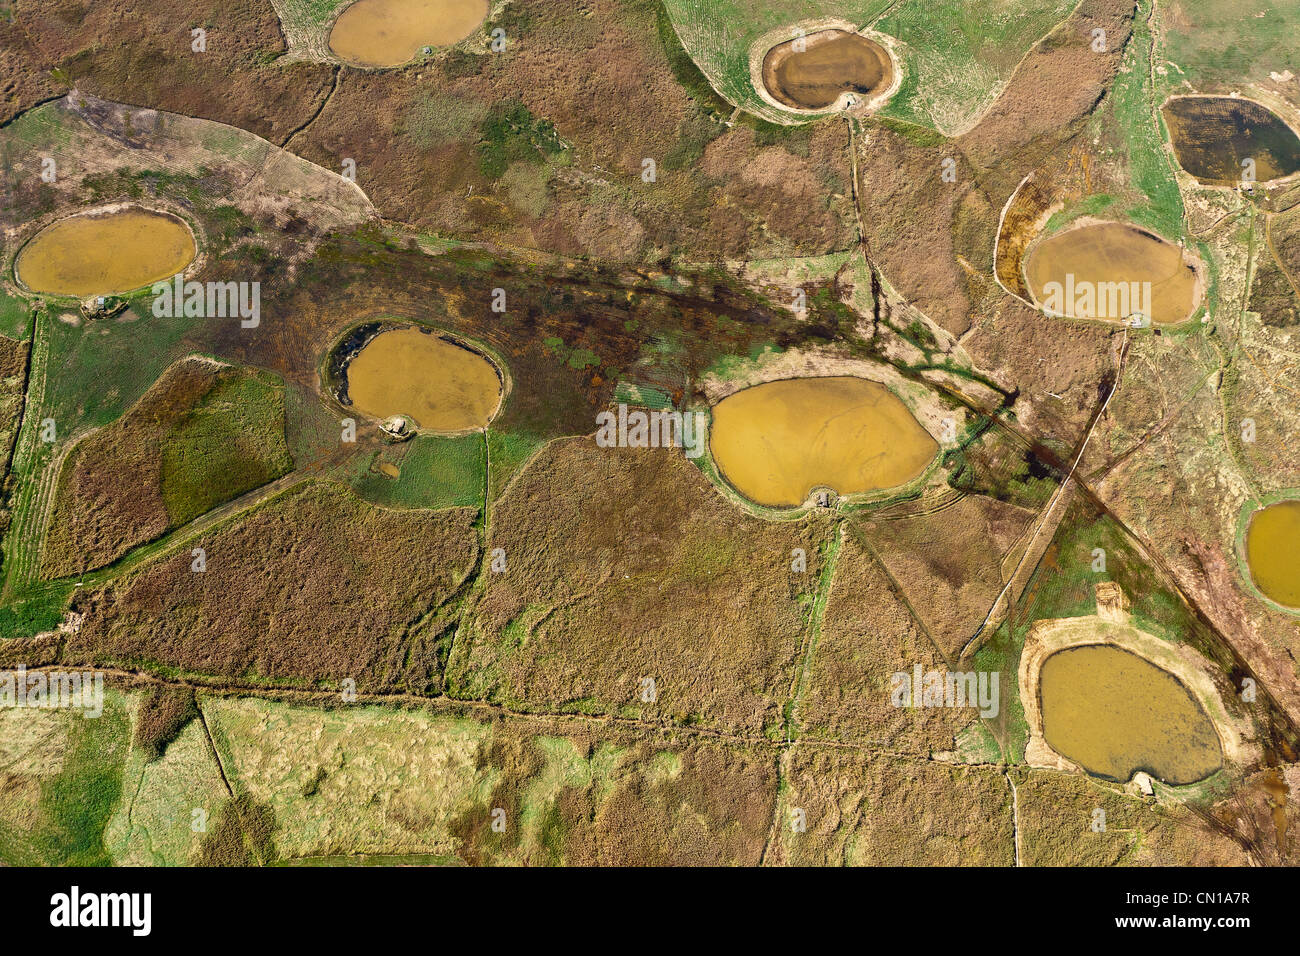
345,327,502,432
328,0,488,67
1163,96,1300,186
709,377,936,507
761,30,893,110
16,208,196,298
1246,500,1300,610
1024,221,1202,325
1039,645,1222,785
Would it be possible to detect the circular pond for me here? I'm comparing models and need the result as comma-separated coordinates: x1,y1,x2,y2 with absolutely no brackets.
328,0,488,67
15,207,196,298
1024,221,1203,325
1246,500,1300,610
709,376,937,508
341,326,503,433
1039,644,1222,785
761,29,894,111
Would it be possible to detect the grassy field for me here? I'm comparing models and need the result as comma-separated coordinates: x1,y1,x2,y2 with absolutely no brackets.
0,332,29,503
105,707,230,866
859,494,1036,659
0,289,32,341
205,697,495,863
0,688,780,866
160,370,294,525
486,427,544,503
272,0,348,29
64,481,480,692
41,360,293,579
770,749,1014,865
793,525,987,751
348,432,486,510
1097,0,1186,241
1,304,54,596
203,696,776,865
0,690,130,866
41,295,226,439
0,584,73,639
874,0,1078,132
1013,767,1249,865
664,0,1077,131
451,437,832,734
1161,0,1300,95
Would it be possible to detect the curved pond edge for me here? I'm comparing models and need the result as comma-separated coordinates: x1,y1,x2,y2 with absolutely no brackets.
747,19,904,122
8,202,203,302
696,373,947,517
1234,489,1300,617
1019,215,1208,327
325,0,490,70
322,316,512,437
1161,92,1300,190
1018,583,1254,790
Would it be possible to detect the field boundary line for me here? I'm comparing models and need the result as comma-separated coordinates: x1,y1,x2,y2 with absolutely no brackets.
781,518,843,743
962,328,1130,656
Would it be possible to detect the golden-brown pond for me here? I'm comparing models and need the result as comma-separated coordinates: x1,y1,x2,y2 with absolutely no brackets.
1246,500,1300,610
346,327,502,432
1039,645,1222,785
16,208,196,298
709,377,937,507
1024,221,1203,325
761,29,893,111
328,0,488,67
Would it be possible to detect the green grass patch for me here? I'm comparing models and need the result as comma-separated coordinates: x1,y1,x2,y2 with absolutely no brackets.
477,101,565,180
706,341,784,382
1044,194,1120,233
403,91,492,150
0,584,73,638
160,371,294,526
487,428,543,502
0,289,33,342
1014,500,1196,638
1160,0,1300,92
875,0,1076,131
542,336,602,371
351,433,486,510
972,620,1028,761
29,693,129,866
261,0,347,31
43,303,204,436
655,1,734,118
612,382,674,410
1101,0,1186,240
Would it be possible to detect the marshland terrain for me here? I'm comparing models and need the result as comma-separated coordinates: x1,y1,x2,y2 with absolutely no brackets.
1,0,1299,868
